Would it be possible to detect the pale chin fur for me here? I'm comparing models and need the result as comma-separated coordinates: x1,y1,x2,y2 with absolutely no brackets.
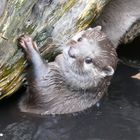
60,30,110,89
61,47,106,90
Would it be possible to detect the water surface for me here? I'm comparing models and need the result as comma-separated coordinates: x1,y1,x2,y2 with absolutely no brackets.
0,63,140,140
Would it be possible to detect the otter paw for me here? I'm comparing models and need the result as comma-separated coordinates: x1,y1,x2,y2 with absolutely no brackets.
18,35,38,52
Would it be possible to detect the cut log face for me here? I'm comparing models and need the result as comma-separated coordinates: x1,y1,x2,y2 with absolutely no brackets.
122,20,140,44
0,0,110,100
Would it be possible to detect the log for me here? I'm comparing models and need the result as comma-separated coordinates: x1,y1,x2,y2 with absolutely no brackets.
123,20,140,44
0,0,110,100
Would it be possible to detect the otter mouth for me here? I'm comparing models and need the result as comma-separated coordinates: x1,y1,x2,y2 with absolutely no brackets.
63,48,85,75
68,47,76,59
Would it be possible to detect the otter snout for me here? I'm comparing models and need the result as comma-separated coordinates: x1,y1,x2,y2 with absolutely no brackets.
66,40,78,58
68,46,76,58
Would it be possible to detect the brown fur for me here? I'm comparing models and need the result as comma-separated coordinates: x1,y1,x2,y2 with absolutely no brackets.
18,27,117,115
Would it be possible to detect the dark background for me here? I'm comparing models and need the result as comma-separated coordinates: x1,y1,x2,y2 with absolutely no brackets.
0,36,140,140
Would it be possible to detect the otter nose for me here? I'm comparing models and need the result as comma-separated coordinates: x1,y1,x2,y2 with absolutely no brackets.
68,46,76,58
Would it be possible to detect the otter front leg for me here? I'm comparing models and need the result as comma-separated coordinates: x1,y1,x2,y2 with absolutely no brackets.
18,36,50,113
18,35,48,80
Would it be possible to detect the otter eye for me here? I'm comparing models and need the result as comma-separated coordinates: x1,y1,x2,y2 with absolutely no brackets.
77,37,82,42
85,57,92,64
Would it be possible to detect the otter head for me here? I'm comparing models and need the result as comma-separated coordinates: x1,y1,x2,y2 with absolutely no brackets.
62,26,117,90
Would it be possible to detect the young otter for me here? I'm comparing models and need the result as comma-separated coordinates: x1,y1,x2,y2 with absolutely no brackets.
18,26,117,115
94,0,140,47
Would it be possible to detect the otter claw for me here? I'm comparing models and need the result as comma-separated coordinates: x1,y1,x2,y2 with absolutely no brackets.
18,35,39,52
18,35,36,52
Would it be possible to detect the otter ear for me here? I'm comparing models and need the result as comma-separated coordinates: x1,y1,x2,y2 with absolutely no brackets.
102,66,114,76
93,26,107,41
87,26,102,31
94,26,102,31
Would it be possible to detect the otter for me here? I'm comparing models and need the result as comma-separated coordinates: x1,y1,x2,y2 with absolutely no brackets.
94,0,140,47
18,26,117,115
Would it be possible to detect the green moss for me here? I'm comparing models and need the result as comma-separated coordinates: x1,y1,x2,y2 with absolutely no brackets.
0,56,25,99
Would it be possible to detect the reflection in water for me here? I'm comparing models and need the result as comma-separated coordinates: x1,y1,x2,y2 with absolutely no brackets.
0,63,140,140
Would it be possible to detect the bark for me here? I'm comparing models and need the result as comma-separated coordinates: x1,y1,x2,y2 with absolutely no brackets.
0,0,139,100
0,0,110,99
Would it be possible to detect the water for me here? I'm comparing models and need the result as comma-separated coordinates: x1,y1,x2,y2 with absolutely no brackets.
0,63,140,140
